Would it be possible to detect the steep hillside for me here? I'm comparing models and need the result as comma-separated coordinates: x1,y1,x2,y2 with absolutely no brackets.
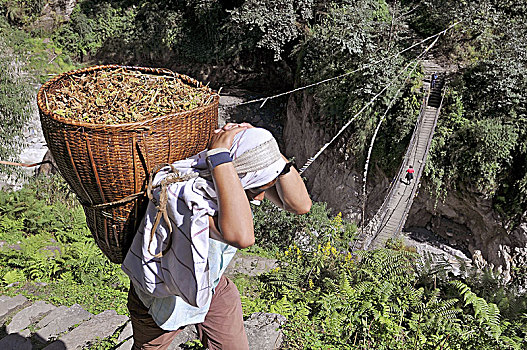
1,0,526,275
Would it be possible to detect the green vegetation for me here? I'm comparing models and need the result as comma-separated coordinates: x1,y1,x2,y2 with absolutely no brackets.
0,176,129,315
0,21,33,174
248,202,527,349
0,0,44,27
409,0,527,224
0,16,76,176
1,0,527,348
1,176,526,348
1,0,526,224
295,0,423,165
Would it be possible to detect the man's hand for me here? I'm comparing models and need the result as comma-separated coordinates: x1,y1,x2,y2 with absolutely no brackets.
208,123,248,150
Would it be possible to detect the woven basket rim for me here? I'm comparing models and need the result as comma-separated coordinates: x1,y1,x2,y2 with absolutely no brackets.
37,64,219,130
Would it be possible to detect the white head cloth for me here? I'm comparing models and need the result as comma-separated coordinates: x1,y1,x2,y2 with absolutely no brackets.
122,127,286,307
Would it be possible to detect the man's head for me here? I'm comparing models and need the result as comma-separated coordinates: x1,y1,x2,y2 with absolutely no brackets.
228,125,286,188
245,177,279,202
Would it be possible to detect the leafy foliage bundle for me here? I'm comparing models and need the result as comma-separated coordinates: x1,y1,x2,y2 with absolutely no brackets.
48,68,214,124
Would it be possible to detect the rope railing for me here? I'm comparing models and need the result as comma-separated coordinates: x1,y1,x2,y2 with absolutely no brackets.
0,160,52,168
295,32,448,175
220,23,459,176
298,32,446,174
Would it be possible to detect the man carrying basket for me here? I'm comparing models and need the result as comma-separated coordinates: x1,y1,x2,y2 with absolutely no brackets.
122,122,311,349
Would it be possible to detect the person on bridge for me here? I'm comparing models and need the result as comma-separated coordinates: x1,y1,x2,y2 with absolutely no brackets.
405,165,415,185
431,72,438,88
122,123,311,350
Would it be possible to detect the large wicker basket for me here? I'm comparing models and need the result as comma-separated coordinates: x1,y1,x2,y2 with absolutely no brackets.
37,65,218,263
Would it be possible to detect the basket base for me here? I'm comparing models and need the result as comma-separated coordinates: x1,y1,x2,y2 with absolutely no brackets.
83,197,148,264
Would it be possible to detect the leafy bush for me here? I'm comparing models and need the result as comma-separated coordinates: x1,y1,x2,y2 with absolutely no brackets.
0,175,128,314
225,0,314,61
0,176,526,348
248,203,527,349
0,17,77,181
0,0,45,27
251,199,357,254
53,1,136,62
242,234,527,349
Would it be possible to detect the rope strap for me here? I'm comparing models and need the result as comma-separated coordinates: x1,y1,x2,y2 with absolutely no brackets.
146,164,198,258
84,163,198,258
83,192,144,209
80,163,197,258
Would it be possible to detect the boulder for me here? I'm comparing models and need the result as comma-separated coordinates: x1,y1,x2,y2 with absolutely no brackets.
34,304,93,343
0,295,29,324
43,310,128,350
245,312,287,350
6,300,56,334
225,254,278,278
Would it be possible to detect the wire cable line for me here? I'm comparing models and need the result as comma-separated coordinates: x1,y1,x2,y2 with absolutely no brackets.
297,33,442,175
222,22,460,110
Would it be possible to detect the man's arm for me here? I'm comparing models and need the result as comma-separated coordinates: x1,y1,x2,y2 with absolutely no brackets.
264,156,311,215
207,125,255,249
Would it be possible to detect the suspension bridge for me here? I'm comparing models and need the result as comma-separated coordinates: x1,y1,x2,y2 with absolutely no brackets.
354,60,446,250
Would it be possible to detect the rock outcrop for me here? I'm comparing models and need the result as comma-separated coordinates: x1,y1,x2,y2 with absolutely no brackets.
407,183,527,281
34,0,78,31
283,91,389,223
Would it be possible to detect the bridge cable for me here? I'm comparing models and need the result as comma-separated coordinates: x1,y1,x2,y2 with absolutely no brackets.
360,59,422,232
297,32,443,175
350,37,440,251
359,35,440,234
222,21,460,110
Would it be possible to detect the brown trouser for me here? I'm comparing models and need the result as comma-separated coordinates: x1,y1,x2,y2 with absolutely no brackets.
127,276,249,350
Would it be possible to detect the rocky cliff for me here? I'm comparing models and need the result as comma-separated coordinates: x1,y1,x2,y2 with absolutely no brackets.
408,183,527,281
283,91,390,223
34,0,77,31
283,90,527,281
